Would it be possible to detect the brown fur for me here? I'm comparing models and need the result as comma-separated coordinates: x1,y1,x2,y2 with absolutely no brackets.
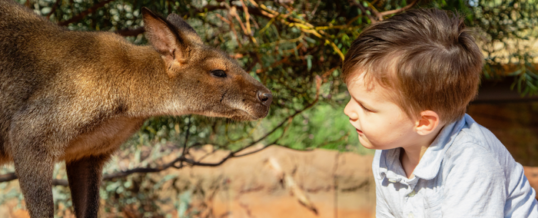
0,1,272,217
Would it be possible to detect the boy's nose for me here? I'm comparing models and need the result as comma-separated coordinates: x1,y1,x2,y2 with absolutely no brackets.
344,100,358,120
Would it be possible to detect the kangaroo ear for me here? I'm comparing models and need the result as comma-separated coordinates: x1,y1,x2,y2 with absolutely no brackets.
142,8,187,64
166,13,203,45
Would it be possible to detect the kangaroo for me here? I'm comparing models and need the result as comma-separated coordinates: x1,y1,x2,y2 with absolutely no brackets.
0,1,272,217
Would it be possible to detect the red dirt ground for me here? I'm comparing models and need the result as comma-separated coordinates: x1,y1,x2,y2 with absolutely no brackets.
1,146,537,218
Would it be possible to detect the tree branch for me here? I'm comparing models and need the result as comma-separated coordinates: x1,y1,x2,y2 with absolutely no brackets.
46,0,62,19
192,5,266,17
0,173,69,186
58,0,116,26
182,115,192,156
350,0,419,22
349,0,381,22
115,27,145,37
379,0,419,17
0,172,16,183
112,4,266,38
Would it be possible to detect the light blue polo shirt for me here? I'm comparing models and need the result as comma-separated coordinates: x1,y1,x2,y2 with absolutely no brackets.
373,114,538,217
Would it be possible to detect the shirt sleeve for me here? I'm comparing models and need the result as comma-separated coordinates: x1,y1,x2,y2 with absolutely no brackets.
372,151,396,218
441,144,506,217
376,181,396,217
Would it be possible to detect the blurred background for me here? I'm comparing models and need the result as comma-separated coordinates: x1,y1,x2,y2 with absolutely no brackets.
0,0,537,217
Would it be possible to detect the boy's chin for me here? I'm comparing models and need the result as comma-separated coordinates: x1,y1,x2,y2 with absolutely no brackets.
358,137,376,149
358,136,392,150
361,144,377,150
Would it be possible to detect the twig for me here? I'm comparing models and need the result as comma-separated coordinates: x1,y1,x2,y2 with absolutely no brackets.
24,0,32,9
310,0,321,18
0,173,17,183
0,173,69,187
255,57,290,74
238,0,252,35
46,0,62,19
115,27,145,37
192,5,265,17
58,0,115,26
379,0,419,17
351,0,419,22
182,115,192,156
232,75,322,155
230,6,249,36
215,13,243,48
238,0,258,44
247,0,277,18
350,0,381,23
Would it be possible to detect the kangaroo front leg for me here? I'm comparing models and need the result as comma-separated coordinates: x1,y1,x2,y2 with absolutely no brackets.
66,155,108,218
12,148,55,218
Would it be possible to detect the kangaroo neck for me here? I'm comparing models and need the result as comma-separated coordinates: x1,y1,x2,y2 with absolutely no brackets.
47,31,187,119
118,45,189,118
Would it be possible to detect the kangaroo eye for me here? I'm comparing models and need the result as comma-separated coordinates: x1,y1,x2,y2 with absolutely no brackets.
210,70,227,78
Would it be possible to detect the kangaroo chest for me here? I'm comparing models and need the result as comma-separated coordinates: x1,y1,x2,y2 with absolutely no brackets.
62,117,145,163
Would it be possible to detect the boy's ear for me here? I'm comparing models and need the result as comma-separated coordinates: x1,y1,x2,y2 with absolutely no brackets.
142,8,188,65
414,110,441,135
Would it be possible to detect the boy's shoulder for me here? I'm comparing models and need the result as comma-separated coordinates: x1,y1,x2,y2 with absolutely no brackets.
373,114,537,217
440,114,523,182
445,115,514,166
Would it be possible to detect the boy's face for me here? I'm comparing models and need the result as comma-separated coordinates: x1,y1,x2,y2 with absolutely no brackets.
344,72,419,150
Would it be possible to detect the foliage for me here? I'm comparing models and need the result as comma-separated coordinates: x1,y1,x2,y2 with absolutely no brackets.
3,0,537,216
15,0,537,152
466,0,538,95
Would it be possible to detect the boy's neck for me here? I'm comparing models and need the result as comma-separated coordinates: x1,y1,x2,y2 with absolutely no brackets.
400,124,445,179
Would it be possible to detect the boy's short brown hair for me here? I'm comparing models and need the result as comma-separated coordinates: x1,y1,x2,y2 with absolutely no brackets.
343,8,483,123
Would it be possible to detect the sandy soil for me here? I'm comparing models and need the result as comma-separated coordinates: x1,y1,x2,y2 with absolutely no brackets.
1,145,537,218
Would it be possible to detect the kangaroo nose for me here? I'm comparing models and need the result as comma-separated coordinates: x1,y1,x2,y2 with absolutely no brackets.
257,91,273,106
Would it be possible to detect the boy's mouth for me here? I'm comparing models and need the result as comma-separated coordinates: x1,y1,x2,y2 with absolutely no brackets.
356,128,363,134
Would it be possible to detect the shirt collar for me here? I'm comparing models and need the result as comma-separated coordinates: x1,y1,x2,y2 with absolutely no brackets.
375,114,469,181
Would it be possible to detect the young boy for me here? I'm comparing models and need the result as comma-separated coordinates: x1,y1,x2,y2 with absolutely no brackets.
342,9,538,217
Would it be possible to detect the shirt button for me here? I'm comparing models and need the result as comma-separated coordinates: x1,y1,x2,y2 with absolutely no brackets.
408,213,414,218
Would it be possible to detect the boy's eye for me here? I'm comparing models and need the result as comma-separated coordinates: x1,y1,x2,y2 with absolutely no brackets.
360,103,373,112
351,97,374,112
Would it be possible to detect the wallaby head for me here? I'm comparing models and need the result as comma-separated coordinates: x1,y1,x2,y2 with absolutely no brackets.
142,8,272,120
